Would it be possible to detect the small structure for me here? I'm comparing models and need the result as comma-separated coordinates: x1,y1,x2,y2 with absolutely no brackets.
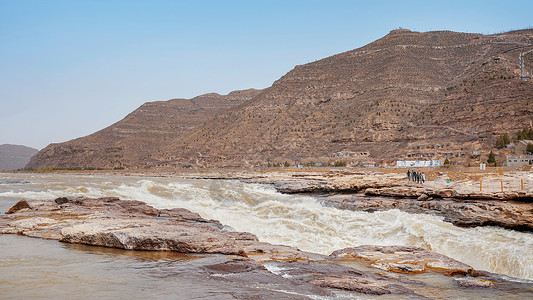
361,159,375,168
396,160,442,168
506,155,533,167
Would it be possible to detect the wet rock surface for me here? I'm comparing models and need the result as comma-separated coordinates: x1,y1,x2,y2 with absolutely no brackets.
2,197,533,298
5,199,31,214
323,193,533,232
0,197,303,259
247,170,533,232
330,245,477,276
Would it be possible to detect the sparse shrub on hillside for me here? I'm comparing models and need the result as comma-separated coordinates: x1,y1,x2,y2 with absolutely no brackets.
334,160,346,167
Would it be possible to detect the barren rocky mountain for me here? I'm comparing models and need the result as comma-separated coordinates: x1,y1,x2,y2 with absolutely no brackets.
27,89,261,169
28,29,533,169
0,144,38,171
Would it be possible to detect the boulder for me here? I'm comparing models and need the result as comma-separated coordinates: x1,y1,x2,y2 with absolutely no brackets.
54,197,69,205
5,199,31,214
417,193,429,201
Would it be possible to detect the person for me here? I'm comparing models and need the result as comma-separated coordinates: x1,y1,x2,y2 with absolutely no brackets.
421,172,426,184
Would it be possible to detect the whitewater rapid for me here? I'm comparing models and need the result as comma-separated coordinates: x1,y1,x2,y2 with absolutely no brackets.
1,173,532,281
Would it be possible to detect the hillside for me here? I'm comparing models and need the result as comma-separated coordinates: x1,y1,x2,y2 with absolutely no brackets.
0,144,39,171
28,29,533,169
27,89,261,169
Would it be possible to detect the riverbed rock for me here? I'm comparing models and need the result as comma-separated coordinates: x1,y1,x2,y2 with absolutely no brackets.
54,197,69,205
310,275,410,295
0,197,305,260
324,194,533,232
456,278,494,288
5,199,31,214
330,245,477,276
417,193,429,201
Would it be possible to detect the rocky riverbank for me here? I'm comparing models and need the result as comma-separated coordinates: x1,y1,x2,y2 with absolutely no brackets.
322,194,533,232
2,197,532,298
239,169,533,231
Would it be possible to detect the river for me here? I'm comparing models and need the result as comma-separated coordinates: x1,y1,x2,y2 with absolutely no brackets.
1,173,532,298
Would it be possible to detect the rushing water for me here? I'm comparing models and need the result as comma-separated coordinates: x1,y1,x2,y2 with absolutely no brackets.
1,173,533,292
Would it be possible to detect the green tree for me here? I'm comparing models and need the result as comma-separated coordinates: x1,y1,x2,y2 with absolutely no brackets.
487,151,496,165
517,128,531,141
517,130,525,140
529,128,533,140
444,158,450,165
496,136,505,148
527,143,533,154
503,133,511,145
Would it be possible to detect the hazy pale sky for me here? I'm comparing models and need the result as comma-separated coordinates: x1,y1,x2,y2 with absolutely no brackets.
1,0,532,150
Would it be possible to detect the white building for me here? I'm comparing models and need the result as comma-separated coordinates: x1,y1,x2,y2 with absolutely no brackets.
506,155,533,166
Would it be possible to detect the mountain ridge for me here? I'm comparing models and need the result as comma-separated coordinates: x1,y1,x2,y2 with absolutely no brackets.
27,29,533,169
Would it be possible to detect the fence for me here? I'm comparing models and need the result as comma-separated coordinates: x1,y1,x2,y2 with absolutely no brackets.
479,178,531,192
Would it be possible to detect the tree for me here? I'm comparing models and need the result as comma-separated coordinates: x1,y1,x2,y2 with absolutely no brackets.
529,128,533,140
487,151,496,165
517,130,525,140
496,136,505,148
444,158,450,165
503,133,511,145
527,143,533,155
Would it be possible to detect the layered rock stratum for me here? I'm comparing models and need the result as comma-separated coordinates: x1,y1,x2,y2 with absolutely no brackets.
28,29,533,169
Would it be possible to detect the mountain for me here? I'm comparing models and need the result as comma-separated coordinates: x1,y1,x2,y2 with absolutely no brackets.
27,89,261,169
28,29,533,169
0,144,39,171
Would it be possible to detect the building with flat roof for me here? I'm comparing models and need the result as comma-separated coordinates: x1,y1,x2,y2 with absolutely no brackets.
506,155,533,166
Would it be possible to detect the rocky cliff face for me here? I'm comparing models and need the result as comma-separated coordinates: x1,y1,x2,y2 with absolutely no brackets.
28,29,533,169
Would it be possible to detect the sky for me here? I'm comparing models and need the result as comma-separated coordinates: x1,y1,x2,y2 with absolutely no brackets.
1,0,532,150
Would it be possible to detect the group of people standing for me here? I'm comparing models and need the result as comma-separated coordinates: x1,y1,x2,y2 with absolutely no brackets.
407,169,425,184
